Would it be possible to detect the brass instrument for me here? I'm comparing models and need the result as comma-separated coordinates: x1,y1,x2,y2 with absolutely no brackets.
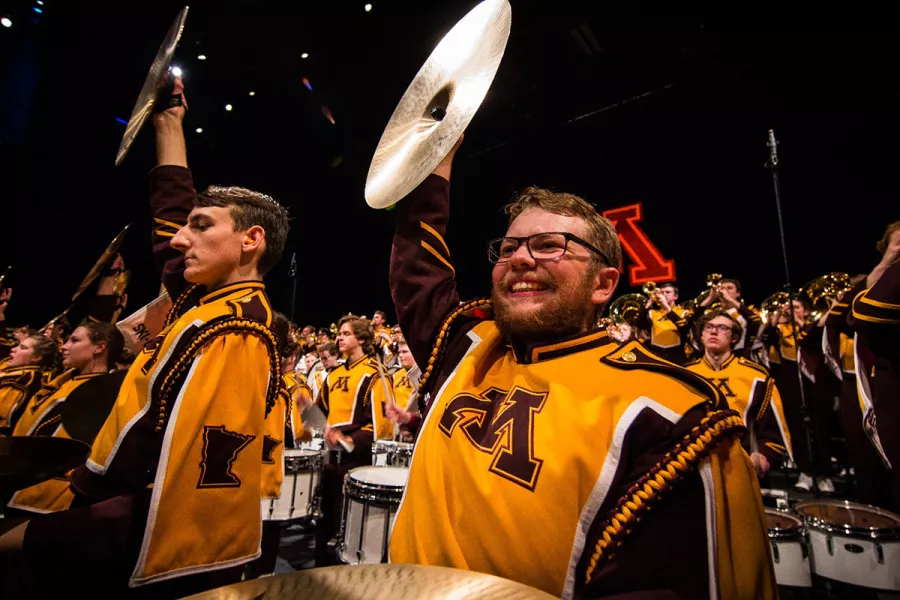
684,273,724,311
760,291,791,323
642,281,657,295
329,323,339,338
608,293,648,326
799,272,852,323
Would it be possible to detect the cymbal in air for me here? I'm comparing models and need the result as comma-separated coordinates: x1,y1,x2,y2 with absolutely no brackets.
185,564,556,600
365,0,512,209
115,6,189,166
71,224,130,302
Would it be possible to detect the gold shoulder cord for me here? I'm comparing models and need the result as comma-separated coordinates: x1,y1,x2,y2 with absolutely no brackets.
417,298,492,393
585,409,745,583
164,283,202,328
155,317,281,432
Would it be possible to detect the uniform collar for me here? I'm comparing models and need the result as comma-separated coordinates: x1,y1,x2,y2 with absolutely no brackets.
510,328,611,364
2,365,41,376
702,353,735,371
342,354,370,371
199,281,266,305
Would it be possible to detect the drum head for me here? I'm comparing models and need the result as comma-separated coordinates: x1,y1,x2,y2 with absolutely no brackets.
350,466,409,487
285,448,321,458
765,509,802,531
795,500,900,531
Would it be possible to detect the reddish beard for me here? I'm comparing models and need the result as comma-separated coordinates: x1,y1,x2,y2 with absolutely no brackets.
491,267,597,343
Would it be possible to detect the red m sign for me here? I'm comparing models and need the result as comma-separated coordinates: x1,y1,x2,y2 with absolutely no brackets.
602,203,676,286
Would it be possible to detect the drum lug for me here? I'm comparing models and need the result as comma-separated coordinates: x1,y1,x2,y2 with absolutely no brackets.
769,540,780,564
825,534,834,556
875,541,884,565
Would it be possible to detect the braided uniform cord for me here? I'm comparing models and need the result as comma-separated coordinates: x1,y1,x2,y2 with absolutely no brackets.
417,298,492,393
164,283,201,328
155,317,282,432
585,409,746,583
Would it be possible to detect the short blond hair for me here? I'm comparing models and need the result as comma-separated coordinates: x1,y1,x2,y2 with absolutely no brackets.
504,187,621,268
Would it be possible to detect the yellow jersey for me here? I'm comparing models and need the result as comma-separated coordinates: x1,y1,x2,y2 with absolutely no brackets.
0,365,43,430
317,354,394,444
392,367,415,412
686,353,792,465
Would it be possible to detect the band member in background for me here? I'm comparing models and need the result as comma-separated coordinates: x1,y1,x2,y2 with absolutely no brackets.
762,298,834,492
0,288,14,359
0,333,59,432
387,138,775,599
686,310,792,477
8,322,125,514
314,316,394,566
640,282,690,364
695,278,760,358
0,76,290,597
384,339,422,435
824,278,893,509
306,342,339,401
850,221,900,510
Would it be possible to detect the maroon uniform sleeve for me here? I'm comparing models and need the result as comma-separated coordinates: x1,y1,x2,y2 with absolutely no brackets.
575,405,712,599
149,165,196,300
390,175,461,372
851,262,900,364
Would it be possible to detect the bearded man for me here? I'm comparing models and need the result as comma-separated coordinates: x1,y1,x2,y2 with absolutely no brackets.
386,138,776,600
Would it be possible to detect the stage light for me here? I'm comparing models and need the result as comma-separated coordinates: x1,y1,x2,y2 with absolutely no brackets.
116,118,128,125
33,7,42,13
1,18,10,28
36,0,44,4
302,78,313,92
301,53,309,59
365,4,372,11
196,128,203,133
170,66,183,77
225,104,233,111
249,91,256,96
198,54,207,60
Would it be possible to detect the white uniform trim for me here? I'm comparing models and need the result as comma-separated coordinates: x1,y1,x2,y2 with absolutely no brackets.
561,397,682,599
87,318,205,475
699,460,719,600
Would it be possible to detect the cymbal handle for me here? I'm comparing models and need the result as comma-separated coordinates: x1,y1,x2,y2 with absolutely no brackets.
153,73,181,113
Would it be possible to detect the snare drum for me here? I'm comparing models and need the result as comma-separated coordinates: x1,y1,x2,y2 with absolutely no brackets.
794,499,900,591
299,428,325,451
765,509,812,587
372,440,414,467
262,448,324,521
339,466,409,565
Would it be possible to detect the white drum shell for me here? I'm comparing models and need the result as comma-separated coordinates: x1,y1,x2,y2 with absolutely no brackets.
339,466,409,565
806,529,900,591
372,440,414,467
769,537,812,588
262,449,324,521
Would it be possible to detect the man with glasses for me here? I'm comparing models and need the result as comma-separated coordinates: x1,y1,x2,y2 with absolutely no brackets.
686,310,793,478
386,139,776,599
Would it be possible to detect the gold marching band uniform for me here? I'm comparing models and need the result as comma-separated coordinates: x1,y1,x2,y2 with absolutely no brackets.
0,365,43,431
19,165,283,595
387,174,776,599
686,354,793,468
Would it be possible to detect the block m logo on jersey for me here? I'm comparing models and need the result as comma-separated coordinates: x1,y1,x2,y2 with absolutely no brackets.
438,386,548,491
330,376,350,393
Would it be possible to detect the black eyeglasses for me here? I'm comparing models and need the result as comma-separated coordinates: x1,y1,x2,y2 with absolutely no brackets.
703,323,732,334
487,232,610,265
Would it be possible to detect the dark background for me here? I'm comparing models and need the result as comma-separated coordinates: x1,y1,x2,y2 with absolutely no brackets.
1,0,897,329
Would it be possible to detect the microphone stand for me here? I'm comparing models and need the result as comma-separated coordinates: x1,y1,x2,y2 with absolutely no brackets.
288,252,298,323
766,130,819,498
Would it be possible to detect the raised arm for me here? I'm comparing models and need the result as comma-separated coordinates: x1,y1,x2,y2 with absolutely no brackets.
389,141,463,370
149,76,194,299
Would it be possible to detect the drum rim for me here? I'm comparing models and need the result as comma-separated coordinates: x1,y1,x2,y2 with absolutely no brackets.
794,499,900,538
765,508,805,539
344,466,408,499
373,440,414,449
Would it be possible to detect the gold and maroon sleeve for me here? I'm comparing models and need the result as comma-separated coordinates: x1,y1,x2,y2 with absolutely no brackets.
390,175,461,373
149,165,196,300
852,262,900,327
749,377,791,468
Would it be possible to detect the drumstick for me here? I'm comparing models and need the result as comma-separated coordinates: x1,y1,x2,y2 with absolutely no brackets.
372,354,400,440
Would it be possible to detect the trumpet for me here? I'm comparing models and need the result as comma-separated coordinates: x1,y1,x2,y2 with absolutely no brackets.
799,272,852,323
642,281,657,295
760,291,791,324
684,273,724,311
